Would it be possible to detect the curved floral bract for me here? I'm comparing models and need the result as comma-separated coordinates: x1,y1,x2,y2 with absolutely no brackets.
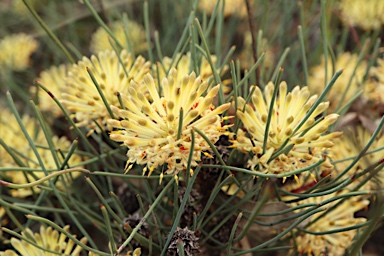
61,50,150,133
108,68,231,175
0,109,83,198
232,82,341,175
31,64,67,117
308,52,367,113
339,0,384,31
90,20,147,54
288,191,369,256
0,33,38,72
0,225,87,256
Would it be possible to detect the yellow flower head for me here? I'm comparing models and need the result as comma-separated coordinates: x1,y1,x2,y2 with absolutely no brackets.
0,33,38,72
339,0,384,31
232,82,342,175
61,50,151,133
0,109,83,198
366,57,384,105
108,68,231,175
31,64,67,117
158,52,226,82
198,0,250,18
11,0,47,16
0,225,87,256
332,126,384,189
308,52,367,113
154,52,230,95
289,191,369,256
90,20,147,54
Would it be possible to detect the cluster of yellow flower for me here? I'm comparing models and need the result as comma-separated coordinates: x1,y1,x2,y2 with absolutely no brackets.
1,0,384,255
339,0,384,31
0,109,83,198
0,33,38,72
0,224,141,256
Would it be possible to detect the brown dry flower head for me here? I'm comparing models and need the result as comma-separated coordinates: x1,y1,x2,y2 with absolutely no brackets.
232,82,342,176
0,109,83,198
90,20,147,54
339,0,384,31
308,52,367,113
108,68,231,176
61,50,150,133
0,225,87,256
167,227,200,256
0,33,38,72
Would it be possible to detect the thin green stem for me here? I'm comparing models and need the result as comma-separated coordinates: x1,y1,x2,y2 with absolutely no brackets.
232,207,325,255
193,18,224,104
60,139,79,169
116,178,175,255
177,108,184,141
83,0,123,50
0,168,90,189
263,68,283,154
86,67,115,119
160,132,199,256
298,25,308,86
85,177,123,223
100,205,117,254
320,0,328,89
154,31,164,61
22,0,75,63
225,52,265,101
144,1,154,64
270,48,290,82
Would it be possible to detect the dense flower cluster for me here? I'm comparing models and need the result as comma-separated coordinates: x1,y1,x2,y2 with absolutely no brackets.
31,64,67,117
108,68,230,175
0,225,87,256
231,82,341,175
198,0,250,18
1,1,383,255
366,57,384,105
339,0,384,30
11,0,47,16
61,49,150,133
90,20,147,54
308,52,367,113
288,191,369,255
0,33,38,72
0,109,82,198
331,127,384,188
158,52,226,83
